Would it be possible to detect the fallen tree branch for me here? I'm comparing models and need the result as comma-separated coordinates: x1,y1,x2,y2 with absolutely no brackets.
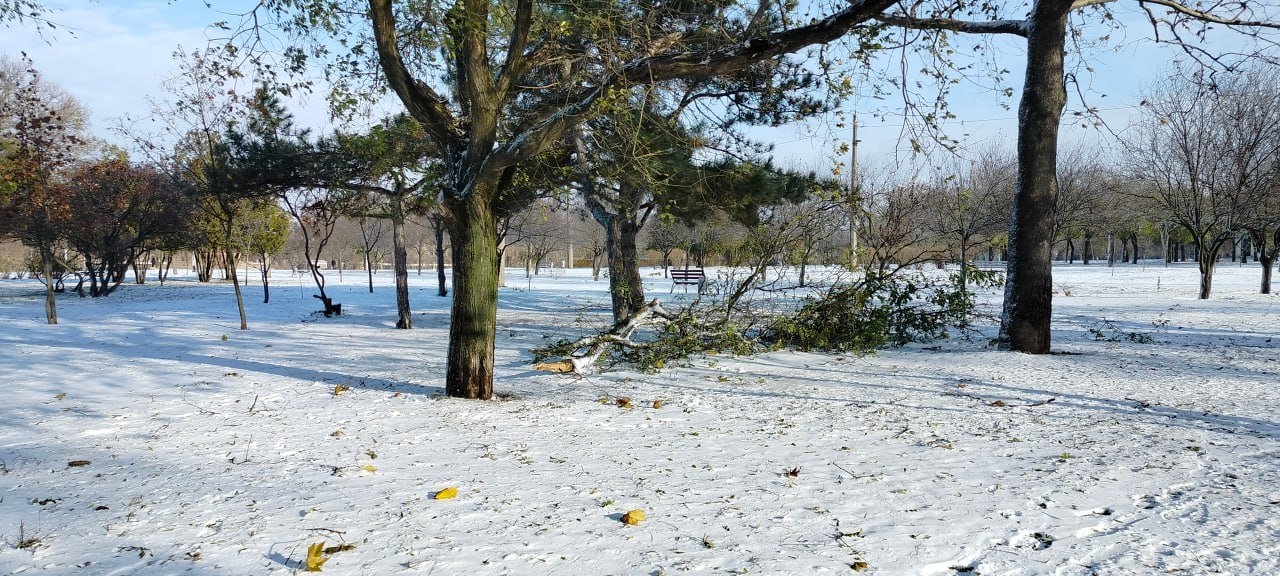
533,299,680,374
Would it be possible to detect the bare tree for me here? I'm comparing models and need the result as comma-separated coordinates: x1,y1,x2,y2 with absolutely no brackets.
1128,67,1280,299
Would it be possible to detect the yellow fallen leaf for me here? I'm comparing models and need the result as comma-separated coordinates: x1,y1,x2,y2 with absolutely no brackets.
621,509,645,525
434,487,458,500
333,385,351,396
616,397,633,409
359,465,377,472
305,542,328,572
652,399,665,409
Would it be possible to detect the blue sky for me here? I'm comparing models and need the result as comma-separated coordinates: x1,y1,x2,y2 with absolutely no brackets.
0,0,1255,175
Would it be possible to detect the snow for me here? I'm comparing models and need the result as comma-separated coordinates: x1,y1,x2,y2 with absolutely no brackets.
1,263,1277,575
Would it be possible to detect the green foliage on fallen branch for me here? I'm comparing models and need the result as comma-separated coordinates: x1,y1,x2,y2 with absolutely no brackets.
766,269,1002,353
532,268,1002,373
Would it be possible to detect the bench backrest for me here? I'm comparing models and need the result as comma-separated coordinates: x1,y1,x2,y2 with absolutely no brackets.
670,268,705,281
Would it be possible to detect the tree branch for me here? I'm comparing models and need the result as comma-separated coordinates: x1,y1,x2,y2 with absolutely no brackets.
874,14,1029,37
369,0,463,147
496,0,534,98
1138,0,1280,29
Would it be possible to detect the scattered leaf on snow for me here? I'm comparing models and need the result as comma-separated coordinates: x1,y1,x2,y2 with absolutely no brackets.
434,487,458,500
989,400,1007,407
359,465,377,472
785,467,801,477
305,542,328,571
330,430,343,438
333,385,351,396
53,393,65,400
220,334,228,342
322,543,355,554
851,560,870,571
621,509,645,525
616,397,633,409
652,399,665,409
67,460,90,467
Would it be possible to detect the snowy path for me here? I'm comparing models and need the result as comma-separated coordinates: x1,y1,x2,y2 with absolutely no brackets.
1,264,1277,574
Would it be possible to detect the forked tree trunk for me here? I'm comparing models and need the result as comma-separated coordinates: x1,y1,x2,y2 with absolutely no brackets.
999,0,1071,354
444,193,500,400
391,200,412,329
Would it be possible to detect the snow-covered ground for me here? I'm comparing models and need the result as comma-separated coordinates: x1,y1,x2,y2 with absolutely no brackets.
1,262,1277,575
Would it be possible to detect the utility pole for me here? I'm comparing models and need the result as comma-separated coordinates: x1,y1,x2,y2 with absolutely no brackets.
849,111,860,270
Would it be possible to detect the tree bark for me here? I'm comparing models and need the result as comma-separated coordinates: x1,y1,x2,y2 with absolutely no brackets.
1260,254,1274,294
998,0,1072,354
1197,247,1215,299
40,246,58,325
260,252,271,303
226,247,248,330
604,215,647,323
433,211,448,296
391,198,413,329
444,191,499,400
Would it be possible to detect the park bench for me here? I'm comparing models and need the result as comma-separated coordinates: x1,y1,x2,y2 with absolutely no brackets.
669,267,706,294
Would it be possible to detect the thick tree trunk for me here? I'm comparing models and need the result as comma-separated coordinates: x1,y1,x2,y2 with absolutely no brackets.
444,193,499,400
1260,255,1275,295
40,246,57,325
1082,233,1092,265
1066,238,1075,263
999,0,1071,354
391,201,412,329
1197,248,1215,300
604,216,647,323
433,211,448,297
1106,233,1115,267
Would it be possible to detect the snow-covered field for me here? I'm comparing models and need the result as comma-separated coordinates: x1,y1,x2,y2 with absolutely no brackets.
1,263,1277,575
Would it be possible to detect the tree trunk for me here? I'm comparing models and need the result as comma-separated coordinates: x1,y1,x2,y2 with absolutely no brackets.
1082,233,1092,265
40,246,57,325
260,252,271,304
1260,254,1275,295
444,193,499,400
1106,233,1115,267
391,200,412,329
1066,238,1075,263
433,211,448,297
998,0,1071,354
226,247,248,330
1197,244,1215,299
605,215,647,323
